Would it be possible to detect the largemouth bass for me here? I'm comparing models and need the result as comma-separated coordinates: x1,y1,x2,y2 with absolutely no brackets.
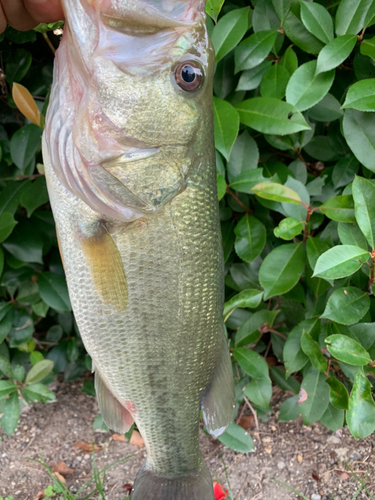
43,1,235,498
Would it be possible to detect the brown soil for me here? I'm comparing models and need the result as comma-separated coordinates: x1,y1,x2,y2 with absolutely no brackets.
0,379,374,500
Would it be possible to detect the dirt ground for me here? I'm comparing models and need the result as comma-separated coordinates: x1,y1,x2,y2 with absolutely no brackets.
1,378,375,500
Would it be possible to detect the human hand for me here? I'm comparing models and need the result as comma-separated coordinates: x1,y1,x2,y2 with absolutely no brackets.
0,0,64,33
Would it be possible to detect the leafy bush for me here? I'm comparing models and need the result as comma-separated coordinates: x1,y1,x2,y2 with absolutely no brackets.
1,0,375,450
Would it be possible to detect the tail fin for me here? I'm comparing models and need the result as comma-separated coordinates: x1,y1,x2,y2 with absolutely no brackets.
130,461,214,500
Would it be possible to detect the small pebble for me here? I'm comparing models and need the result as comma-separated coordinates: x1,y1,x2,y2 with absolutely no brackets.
350,451,362,461
277,461,286,470
327,435,341,444
311,495,321,500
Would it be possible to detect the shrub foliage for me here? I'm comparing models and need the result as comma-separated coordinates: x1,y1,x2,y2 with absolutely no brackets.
1,0,375,450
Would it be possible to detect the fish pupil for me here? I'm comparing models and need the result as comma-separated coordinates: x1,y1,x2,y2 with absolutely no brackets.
181,65,196,83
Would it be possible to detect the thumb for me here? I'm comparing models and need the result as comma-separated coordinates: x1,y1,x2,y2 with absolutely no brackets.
23,0,64,23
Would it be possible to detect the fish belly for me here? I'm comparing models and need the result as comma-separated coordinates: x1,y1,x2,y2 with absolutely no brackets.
44,140,225,477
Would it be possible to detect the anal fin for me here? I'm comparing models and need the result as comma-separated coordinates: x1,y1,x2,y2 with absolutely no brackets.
95,371,134,433
201,337,235,439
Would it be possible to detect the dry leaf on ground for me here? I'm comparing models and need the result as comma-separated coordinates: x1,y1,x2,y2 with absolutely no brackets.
130,430,145,447
52,461,74,477
112,431,145,448
52,471,66,484
238,415,255,430
73,441,102,453
112,433,126,442
32,492,45,500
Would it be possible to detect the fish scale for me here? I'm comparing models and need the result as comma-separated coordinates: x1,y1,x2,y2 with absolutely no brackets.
43,1,235,498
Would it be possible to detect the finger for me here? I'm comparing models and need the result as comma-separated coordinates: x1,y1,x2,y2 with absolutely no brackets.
0,0,37,31
0,3,7,33
24,0,65,23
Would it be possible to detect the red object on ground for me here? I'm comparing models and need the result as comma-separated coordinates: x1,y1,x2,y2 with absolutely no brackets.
213,481,229,500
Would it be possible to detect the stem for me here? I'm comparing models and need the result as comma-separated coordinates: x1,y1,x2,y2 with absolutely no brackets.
226,186,253,214
368,251,375,294
43,33,56,55
244,396,259,432
268,328,287,340
303,208,312,243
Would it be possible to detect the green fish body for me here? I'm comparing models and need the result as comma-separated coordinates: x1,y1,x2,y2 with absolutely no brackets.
43,1,235,498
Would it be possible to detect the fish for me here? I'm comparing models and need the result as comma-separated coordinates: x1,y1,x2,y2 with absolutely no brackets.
42,1,235,498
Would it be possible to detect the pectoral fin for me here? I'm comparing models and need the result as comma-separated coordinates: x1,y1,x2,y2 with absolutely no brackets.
95,371,134,433
80,224,128,311
201,336,235,439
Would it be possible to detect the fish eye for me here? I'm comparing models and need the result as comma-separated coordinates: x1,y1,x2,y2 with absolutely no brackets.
174,61,203,92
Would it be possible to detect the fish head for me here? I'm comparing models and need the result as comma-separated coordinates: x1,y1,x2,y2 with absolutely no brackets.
48,0,215,220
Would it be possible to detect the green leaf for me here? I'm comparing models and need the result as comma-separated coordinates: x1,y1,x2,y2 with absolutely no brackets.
0,180,30,216
211,7,250,62
320,404,344,432
346,371,375,438
25,359,54,384
5,48,32,85
279,395,300,421
274,217,304,240
0,212,17,243
342,79,375,112
301,331,327,373
283,11,324,54
259,243,306,300
1,391,20,435
32,300,49,318
325,334,371,365
218,422,254,453
313,245,369,279
205,0,225,22
284,318,320,376
227,131,259,183
233,347,270,378
352,176,375,248
0,354,14,379
300,1,334,44
23,383,56,403
234,214,266,263
236,60,272,91
217,174,226,201
350,323,375,349
3,220,43,264
336,0,374,36
306,237,330,270
10,124,41,172
308,93,344,122
280,45,298,75
30,351,44,365
235,309,280,347
235,30,278,73
20,176,49,217
93,413,109,432
319,195,356,223
0,380,17,399
286,60,335,112
223,289,263,320
272,0,291,24
252,182,301,204
7,309,34,348
260,63,290,100
343,110,375,172
236,97,310,135
270,366,300,394
213,97,239,161
82,380,96,397
338,223,367,249
326,376,350,410
332,156,359,189
229,169,266,194
316,35,357,75
322,287,370,325
299,368,330,425
360,35,375,61
38,272,72,313
244,376,272,409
